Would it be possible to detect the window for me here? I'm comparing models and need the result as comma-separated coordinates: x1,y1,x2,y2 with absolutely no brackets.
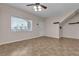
11,16,32,32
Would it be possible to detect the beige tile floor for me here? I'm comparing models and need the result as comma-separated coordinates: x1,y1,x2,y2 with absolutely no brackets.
0,36,79,56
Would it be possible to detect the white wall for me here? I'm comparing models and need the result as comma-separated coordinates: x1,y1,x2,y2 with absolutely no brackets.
0,5,44,45
0,4,79,45
0,9,2,40
45,17,61,38
62,13,79,39
44,9,77,39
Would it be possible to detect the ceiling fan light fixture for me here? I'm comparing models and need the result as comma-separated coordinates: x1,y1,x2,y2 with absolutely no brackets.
27,3,47,11
33,5,42,11
38,5,42,11
38,8,42,11
33,6,38,11
38,5,41,9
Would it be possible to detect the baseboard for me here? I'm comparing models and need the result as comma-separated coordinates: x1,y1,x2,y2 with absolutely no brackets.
43,36,59,39
0,36,60,46
0,36,43,46
60,37,79,40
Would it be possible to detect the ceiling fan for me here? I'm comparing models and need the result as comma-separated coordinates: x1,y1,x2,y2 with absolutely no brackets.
26,3,47,11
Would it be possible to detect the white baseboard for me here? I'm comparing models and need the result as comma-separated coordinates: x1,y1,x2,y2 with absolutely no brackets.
0,36,60,46
60,37,79,40
44,36,59,39
0,36,42,45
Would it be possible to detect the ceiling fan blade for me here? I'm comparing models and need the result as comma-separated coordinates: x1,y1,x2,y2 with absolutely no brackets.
26,4,35,6
35,3,40,5
40,5,47,9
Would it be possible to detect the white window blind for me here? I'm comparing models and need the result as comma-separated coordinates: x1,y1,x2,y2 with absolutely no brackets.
11,16,32,32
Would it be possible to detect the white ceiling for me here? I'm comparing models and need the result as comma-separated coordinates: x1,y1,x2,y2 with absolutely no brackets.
6,3,79,18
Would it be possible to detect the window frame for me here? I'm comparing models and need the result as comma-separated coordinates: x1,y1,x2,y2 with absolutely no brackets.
11,16,32,32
